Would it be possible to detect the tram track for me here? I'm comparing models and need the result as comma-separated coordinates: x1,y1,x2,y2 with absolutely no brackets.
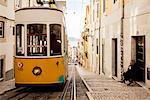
0,86,60,100
0,87,30,100
59,65,76,100
72,66,76,100
59,64,88,100
0,64,88,100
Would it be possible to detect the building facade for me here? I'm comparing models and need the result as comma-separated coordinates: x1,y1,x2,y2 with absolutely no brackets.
77,39,83,66
98,0,150,87
77,5,91,70
99,0,123,79
89,0,101,73
123,0,150,87
0,0,15,81
80,0,150,87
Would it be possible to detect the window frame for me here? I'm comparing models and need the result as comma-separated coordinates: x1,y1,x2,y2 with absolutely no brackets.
96,39,98,54
16,0,22,8
16,24,25,56
49,24,62,56
0,21,4,38
113,0,117,4
63,26,66,53
27,24,47,56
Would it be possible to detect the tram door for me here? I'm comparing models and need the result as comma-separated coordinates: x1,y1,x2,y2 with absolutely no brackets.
135,36,145,82
112,39,117,77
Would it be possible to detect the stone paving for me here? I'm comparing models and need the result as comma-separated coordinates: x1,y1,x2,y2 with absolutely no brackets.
0,79,15,95
1,66,150,100
76,66,150,100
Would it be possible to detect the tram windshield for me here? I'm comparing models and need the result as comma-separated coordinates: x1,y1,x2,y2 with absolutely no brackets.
27,24,47,56
50,24,62,56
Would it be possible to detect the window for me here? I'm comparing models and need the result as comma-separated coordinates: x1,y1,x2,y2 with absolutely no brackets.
15,0,22,8
50,24,62,56
0,22,4,38
27,24,47,56
103,0,105,12
0,58,4,79
13,27,15,35
93,9,94,21
96,39,98,54
85,52,88,59
97,3,99,18
81,42,83,46
114,0,117,4
29,0,31,7
16,24,25,56
63,26,65,53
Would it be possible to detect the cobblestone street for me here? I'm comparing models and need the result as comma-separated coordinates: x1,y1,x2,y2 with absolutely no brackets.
77,66,150,100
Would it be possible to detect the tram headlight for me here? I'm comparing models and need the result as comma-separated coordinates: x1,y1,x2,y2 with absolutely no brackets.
32,66,42,76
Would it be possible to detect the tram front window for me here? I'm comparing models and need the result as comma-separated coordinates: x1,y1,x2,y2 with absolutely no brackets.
50,24,62,56
16,24,25,56
27,24,47,56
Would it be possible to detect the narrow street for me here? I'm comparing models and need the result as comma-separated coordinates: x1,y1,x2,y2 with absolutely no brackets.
0,64,89,100
1,64,150,100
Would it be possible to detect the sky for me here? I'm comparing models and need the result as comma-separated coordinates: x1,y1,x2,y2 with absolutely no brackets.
66,0,90,46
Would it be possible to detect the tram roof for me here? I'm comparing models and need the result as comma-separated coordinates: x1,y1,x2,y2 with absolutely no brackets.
15,7,63,13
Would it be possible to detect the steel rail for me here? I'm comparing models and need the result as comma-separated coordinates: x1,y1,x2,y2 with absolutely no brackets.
59,65,74,100
72,66,76,100
4,87,31,100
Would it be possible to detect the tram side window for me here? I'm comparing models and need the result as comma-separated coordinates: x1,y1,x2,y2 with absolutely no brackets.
27,24,47,56
50,24,62,56
16,24,25,56
63,26,65,53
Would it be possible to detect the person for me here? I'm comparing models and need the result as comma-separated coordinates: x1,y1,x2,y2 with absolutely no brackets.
122,60,137,85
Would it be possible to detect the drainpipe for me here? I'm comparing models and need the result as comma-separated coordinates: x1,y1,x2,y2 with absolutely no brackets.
120,0,125,80
99,0,101,75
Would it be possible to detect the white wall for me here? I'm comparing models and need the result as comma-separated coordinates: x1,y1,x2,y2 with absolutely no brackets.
124,0,150,86
0,0,15,77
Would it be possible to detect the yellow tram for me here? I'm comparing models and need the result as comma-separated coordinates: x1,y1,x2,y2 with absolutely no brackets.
14,7,68,86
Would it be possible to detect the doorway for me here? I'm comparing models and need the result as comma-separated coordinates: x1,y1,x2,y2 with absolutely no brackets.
112,39,117,77
136,36,145,82
132,36,145,82
0,58,4,80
